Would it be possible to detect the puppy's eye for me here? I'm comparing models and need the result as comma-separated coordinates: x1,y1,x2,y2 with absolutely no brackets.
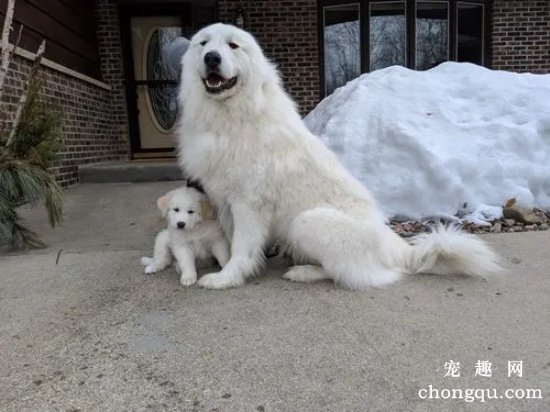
228,42,239,49
188,210,195,214
173,208,180,212
200,40,207,46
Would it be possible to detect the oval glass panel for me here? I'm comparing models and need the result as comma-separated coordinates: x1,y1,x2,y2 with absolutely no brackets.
144,27,181,133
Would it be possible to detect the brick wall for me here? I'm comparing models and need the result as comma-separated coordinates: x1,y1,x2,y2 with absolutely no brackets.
218,0,320,115
96,0,130,158
0,0,129,187
491,0,550,73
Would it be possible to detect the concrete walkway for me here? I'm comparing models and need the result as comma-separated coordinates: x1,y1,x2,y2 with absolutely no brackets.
1,182,549,412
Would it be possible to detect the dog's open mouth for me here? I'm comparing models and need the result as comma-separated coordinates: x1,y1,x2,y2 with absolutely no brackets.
202,73,237,94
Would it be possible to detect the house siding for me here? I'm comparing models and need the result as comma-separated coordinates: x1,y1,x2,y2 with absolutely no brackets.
491,0,550,73
0,0,102,78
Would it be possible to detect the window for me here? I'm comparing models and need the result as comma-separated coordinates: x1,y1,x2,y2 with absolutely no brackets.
319,0,488,95
370,2,407,71
457,2,484,65
323,3,361,95
416,2,449,70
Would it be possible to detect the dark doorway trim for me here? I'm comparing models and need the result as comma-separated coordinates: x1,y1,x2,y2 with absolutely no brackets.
119,3,192,157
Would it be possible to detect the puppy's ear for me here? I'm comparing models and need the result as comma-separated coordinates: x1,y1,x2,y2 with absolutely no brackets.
200,200,215,220
157,192,173,217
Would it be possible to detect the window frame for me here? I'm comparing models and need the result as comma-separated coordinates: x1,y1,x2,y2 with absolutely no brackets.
367,0,409,71
318,0,491,98
415,0,450,70
321,2,362,96
456,1,486,66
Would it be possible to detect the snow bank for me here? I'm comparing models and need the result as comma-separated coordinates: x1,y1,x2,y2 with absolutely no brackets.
304,62,550,221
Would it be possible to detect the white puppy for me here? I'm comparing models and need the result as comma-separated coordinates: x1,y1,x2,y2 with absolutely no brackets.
140,186,230,286
176,23,501,290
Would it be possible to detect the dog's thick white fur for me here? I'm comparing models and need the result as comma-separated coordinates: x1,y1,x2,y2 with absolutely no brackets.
176,23,501,290
140,186,230,286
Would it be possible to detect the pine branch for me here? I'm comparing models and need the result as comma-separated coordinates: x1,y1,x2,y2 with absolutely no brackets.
0,184,45,249
44,175,62,226
6,217,45,249
0,8,63,249
0,0,16,98
6,40,46,146
0,162,62,249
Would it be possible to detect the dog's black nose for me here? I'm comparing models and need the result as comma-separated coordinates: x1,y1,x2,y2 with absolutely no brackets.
204,51,221,69
177,222,186,229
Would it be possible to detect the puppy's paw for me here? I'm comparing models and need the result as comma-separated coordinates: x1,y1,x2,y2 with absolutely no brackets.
180,274,197,287
144,264,158,274
141,257,152,266
198,272,244,289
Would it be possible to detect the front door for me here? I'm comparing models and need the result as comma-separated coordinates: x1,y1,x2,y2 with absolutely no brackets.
120,4,192,157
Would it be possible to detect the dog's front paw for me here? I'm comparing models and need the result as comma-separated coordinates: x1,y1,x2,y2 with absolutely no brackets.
198,272,244,289
180,274,197,287
141,257,152,266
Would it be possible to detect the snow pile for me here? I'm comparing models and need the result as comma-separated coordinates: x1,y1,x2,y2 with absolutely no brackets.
305,62,550,222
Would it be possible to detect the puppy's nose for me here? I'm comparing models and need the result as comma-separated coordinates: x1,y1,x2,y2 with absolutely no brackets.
177,222,186,229
204,51,221,69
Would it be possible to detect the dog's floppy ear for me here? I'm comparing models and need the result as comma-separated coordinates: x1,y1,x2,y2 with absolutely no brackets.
200,200,215,220
157,191,173,217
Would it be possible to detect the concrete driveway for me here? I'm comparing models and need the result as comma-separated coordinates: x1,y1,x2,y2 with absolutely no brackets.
1,182,549,411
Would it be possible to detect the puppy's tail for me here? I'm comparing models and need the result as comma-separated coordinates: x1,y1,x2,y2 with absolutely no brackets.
405,225,502,278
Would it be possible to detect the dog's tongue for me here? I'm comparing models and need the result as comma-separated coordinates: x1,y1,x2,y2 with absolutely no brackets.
206,73,224,88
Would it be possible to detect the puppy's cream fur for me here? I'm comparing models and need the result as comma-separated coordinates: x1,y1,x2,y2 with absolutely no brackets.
177,23,501,289
140,186,230,286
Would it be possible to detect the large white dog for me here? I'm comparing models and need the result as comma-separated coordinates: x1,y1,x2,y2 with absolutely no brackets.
176,23,501,290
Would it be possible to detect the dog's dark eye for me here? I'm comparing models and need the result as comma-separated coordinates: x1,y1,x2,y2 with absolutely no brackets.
200,40,207,46
188,210,195,214
173,208,180,212
228,42,239,49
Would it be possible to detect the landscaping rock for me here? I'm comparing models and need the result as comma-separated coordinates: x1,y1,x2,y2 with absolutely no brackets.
503,198,542,224
390,207,550,238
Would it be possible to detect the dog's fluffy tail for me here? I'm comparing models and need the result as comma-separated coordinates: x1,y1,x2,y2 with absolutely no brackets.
405,225,502,278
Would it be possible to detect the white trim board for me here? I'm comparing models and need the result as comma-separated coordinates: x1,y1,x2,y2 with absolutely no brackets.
6,45,112,91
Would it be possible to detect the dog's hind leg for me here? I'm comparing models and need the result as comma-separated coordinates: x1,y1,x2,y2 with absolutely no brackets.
287,208,403,289
283,265,330,283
